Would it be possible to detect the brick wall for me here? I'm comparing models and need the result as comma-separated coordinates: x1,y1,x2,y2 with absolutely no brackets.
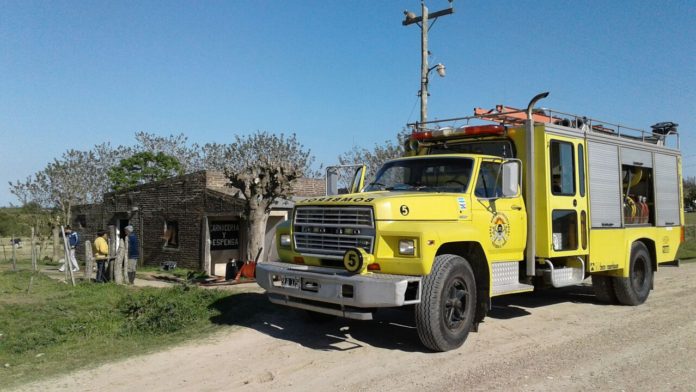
73,170,308,271
74,171,241,270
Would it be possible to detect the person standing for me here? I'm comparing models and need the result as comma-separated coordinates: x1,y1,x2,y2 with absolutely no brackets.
59,226,80,272
93,230,109,283
124,225,139,284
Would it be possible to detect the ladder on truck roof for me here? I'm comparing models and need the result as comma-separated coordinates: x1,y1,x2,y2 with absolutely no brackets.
474,105,678,147
410,105,679,148
473,105,559,125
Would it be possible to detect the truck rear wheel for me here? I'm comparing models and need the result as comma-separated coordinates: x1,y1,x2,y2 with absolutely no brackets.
415,254,476,352
591,275,618,304
613,242,653,305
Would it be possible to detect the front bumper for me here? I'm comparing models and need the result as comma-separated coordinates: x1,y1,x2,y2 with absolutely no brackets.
256,261,422,320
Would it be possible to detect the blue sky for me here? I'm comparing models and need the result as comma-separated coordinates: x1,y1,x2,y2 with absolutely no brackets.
1,0,695,206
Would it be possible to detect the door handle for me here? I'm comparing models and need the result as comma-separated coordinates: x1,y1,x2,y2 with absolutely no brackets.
511,205,522,211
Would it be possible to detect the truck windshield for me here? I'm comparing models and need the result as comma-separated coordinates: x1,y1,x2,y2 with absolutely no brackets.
365,157,474,193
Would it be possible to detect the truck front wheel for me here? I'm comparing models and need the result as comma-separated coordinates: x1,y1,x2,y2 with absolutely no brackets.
415,254,476,352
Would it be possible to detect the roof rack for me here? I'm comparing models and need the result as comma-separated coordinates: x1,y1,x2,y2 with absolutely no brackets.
406,105,679,149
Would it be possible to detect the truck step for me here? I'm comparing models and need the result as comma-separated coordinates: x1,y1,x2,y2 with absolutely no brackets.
491,261,534,296
543,258,585,288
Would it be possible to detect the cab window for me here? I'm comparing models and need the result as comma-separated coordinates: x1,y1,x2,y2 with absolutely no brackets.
475,161,502,198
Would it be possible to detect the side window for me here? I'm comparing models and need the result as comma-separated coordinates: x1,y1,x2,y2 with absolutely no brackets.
550,140,575,196
475,161,501,198
578,144,586,197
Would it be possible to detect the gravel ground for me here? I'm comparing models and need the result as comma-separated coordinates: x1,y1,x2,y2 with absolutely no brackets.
15,262,696,392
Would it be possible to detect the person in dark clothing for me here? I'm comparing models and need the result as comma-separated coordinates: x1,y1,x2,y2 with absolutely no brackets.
124,225,139,284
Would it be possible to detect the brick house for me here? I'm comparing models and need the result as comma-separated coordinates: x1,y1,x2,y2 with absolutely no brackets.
73,171,324,275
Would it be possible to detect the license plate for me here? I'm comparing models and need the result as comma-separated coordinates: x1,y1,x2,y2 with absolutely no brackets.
281,276,300,289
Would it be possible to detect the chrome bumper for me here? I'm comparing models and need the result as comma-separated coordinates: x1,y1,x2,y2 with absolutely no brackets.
255,261,421,320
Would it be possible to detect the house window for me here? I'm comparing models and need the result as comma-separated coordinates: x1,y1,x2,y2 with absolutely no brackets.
163,221,179,249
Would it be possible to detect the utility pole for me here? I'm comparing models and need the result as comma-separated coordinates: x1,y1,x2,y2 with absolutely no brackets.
403,1,454,127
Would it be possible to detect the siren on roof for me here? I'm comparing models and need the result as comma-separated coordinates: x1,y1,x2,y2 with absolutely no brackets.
650,122,678,135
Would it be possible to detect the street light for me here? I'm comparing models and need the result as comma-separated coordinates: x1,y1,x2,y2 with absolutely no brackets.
403,2,454,127
432,63,446,78
421,63,447,105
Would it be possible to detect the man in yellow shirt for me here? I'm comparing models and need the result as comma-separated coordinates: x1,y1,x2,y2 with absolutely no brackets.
93,230,109,283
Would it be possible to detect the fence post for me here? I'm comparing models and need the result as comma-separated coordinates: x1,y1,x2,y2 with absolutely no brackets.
108,226,117,281
114,238,124,285
123,236,130,284
85,240,94,282
11,234,17,271
61,226,75,286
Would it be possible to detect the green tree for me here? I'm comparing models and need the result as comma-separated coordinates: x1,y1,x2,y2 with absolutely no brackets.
108,152,184,191
684,176,696,208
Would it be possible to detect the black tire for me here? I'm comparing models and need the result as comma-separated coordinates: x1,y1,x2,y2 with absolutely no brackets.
415,254,476,352
613,242,653,305
592,275,618,304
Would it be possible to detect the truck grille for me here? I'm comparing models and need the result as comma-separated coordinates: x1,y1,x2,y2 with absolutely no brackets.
294,206,375,258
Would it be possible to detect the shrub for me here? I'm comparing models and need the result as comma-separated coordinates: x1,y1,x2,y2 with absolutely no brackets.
119,285,223,334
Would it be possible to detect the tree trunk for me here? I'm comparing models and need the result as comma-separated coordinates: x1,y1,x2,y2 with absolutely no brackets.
247,205,269,261
39,237,49,261
31,227,37,271
52,226,60,262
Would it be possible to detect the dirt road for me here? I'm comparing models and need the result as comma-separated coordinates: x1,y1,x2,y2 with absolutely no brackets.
16,263,696,392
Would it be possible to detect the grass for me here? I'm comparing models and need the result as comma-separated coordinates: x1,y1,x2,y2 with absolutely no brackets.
0,264,265,390
676,213,696,260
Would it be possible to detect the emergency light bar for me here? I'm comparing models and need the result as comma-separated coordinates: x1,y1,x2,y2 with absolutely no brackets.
411,124,506,141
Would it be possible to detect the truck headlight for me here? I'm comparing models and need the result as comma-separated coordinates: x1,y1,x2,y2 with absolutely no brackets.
280,234,291,247
399,239,415,255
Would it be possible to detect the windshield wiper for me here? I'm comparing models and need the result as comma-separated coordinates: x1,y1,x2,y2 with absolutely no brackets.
385,184,430,191
367,182,386,190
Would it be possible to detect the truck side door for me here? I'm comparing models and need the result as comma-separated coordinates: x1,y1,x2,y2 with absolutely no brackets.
541,135,589,257
472,159,527,262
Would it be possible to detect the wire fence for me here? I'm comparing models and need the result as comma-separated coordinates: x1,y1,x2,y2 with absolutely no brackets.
0,237,56,263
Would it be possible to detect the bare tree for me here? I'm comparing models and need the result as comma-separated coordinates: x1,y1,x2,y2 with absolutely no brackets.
199,142,229,172
220,132,318,260
337,129,410,187
134,132,202,173
9,145,129,261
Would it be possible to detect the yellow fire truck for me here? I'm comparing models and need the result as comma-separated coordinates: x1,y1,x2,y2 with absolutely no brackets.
256,92,683,351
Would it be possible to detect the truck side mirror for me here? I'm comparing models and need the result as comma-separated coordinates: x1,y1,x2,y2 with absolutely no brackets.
501,160,521,197
350,165,366,194
326,167,339,196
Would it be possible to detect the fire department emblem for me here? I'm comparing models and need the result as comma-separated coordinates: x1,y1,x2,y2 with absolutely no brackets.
489,213,511,248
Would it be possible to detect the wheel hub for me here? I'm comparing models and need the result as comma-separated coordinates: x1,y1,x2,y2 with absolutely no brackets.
444,278,469,330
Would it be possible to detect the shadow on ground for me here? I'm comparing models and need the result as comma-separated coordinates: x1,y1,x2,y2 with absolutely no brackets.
209,284,602,353
489,283,602,320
